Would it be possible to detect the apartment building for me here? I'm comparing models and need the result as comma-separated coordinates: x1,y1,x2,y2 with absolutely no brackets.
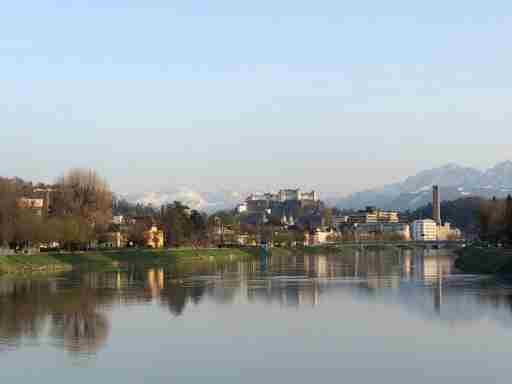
411,219,438,241
348,207,399,224
355,223,411,241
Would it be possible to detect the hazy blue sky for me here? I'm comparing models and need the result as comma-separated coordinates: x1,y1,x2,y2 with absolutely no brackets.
1,1,512,195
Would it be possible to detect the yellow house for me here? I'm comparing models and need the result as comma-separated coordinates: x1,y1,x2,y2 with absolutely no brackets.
144,225,165,248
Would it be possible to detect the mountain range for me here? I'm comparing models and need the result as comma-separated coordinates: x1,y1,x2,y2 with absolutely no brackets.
334,161,512,211
121,188,243,213
122,161,512,213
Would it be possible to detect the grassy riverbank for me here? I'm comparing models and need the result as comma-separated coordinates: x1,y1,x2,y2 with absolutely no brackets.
0,253,73,274
1,243,424,275
269,243,407,257
0,247,258,274
454,247,512,275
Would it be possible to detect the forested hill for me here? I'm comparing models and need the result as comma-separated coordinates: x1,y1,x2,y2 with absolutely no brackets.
409,197,483,235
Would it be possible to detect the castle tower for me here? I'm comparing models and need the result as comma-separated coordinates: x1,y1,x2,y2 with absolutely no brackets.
433,185,441,225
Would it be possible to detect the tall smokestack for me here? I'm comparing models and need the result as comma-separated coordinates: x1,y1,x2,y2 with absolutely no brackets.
433,185,441,225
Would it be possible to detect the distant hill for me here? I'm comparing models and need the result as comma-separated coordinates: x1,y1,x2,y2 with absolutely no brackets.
335,161,512,211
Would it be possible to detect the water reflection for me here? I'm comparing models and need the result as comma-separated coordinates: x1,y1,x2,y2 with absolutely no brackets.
2,248,512,357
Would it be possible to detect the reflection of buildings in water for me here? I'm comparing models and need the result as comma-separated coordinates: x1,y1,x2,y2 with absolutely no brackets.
423,253,452,282
297,282,320,307
402,252,412,280
434,274,442,314
366,273,401,290
7,250,512,357
145,269,165,299
401,250,452,282
267,254,330,279
400,249,451,314
303,255,328,278
247,278,321,308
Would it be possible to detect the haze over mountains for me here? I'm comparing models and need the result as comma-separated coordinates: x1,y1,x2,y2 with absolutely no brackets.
122,188,242,213
334,161,512,211
123,161,512,213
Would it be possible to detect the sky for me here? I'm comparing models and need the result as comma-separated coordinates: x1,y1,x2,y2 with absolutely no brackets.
1,1,512,196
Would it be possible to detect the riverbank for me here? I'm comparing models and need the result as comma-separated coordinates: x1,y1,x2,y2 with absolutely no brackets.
0,247,258,274
268,243,410,257
454,247,512,275
0,253,73,274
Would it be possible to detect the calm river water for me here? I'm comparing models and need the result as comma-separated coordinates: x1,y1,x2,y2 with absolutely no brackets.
2,248,512,383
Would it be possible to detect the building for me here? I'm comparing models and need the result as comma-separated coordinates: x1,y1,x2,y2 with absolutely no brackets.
437,222,462,241
411,219,438,241
355,223,411,241
235,203,248,214
433,185,441,225
112,215,125,225
348,207,399,224
281,213,295,226
377,210,400,223
334,216,349,226
237,233,258,246
278,189,319,202
304,228,336,245
16,198,45,216
245,189,318,207
246,198,271,213
144,225,165,248
102,231,128,248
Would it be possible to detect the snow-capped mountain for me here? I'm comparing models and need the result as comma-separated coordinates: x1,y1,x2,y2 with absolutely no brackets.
335,161,512,211
118,161,512,213
121,188,242,212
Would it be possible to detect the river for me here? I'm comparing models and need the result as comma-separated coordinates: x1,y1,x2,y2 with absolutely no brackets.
1,248,512,383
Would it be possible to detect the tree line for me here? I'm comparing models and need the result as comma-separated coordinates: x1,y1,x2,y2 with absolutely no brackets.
479,195,512,244
0,169,113,250
1,168,344,250
409,197,483,235
409,195,512,243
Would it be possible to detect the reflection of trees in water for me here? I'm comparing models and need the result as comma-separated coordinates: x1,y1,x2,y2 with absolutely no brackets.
0,279,54,345
161,284,188,316
50,312,110,355
159,258,244,316
0,275,113,356
160,283,227,316
5,249,512,351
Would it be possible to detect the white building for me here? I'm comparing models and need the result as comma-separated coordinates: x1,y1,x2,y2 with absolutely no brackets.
411,219,438,241
112,215,125,225
278,189,318,202
246,189,318,204
236,203,248,213
437,222,462,241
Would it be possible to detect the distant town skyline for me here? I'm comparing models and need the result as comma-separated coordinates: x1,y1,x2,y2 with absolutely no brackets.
2,2,512,194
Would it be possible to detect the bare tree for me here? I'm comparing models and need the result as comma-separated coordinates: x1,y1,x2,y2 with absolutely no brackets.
53,169,112,240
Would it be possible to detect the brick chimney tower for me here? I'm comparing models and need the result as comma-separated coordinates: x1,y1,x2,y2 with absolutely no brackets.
433,185,441,225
